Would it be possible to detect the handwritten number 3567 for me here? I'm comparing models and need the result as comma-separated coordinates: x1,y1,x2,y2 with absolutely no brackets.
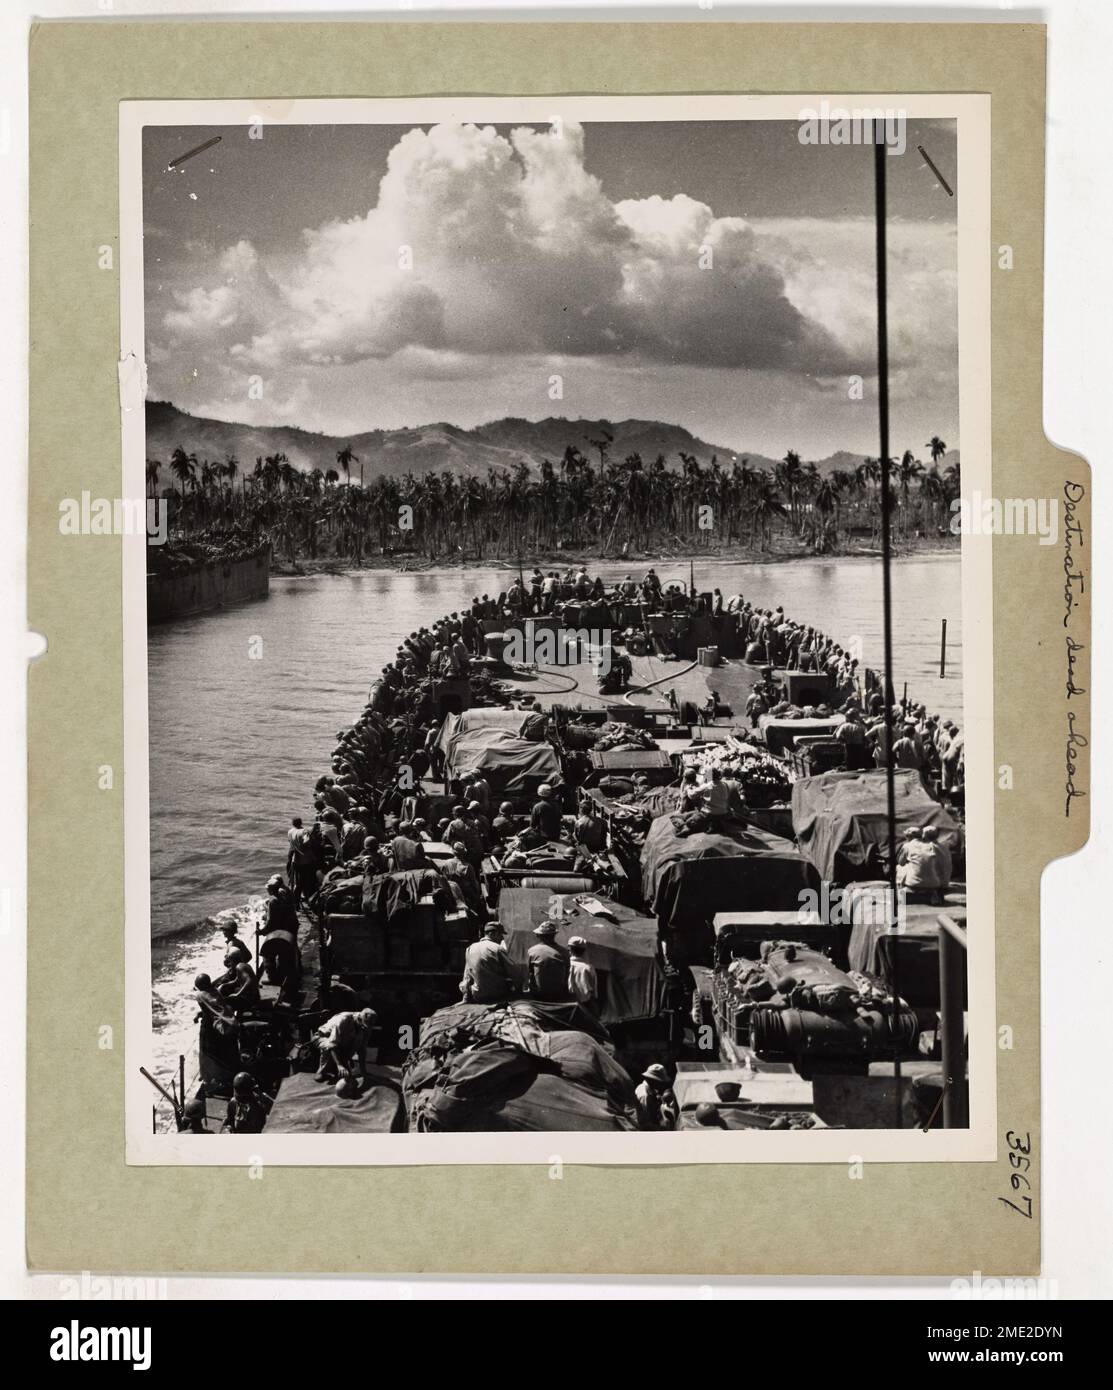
998,1130,1034,1218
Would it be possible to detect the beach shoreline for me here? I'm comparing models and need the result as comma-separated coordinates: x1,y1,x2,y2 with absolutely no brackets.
271,538,961,579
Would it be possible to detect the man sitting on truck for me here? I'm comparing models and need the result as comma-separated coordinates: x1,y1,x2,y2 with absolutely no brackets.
390,822,428,870
491,801,516,844
442,841,485,916
460,920,517,1004
896,825,953,903
567,937,599,1014
696,767,731,825
530,785,563,842
526,921,571,1002
573,799,607,856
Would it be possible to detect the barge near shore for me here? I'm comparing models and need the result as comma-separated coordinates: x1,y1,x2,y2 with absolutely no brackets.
147,534,270,623
154,576,968,1137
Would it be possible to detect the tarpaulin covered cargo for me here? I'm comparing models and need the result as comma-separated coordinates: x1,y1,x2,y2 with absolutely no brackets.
760,713,843,756
846,884,967,1008
435,707,547,752
499,887,665,1025
641,814,819,934
403,1000,637,1131
437,712,559,797
263,1067,407,1134
587,748,674,786
791,769,962,883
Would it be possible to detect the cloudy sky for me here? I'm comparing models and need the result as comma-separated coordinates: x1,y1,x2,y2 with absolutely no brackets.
142,118,958,459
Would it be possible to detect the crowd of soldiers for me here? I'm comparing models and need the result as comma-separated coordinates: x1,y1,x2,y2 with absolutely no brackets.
727,592,965,804
186,572,962,1132
496,564,669,615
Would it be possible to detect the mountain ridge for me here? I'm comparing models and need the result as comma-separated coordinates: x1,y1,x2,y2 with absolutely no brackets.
145,401,959,484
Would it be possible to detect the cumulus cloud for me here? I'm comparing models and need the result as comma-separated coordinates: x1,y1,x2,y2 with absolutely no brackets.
752,216,958,386
153,120,867,376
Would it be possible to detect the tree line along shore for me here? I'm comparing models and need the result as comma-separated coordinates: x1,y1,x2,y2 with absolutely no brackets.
146,435,961,567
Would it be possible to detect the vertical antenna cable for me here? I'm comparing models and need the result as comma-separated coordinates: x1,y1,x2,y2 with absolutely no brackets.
874,132,903,1128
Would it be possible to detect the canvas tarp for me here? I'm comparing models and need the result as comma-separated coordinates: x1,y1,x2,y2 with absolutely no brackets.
791,769,963,883
499,886,665,1024
435,707,547,754
438,715,560,796
641,814,819,934
263,1067,407,1134
402,999,637,1132
760,714,843,755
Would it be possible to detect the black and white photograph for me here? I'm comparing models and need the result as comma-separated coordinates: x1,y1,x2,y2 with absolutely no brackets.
120,96,993,1159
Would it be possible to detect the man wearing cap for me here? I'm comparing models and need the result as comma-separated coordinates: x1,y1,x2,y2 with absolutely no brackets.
461,921,517,1004
492,801,516,844
896,824,953,902
353,835,388,876
635,1063,679,1131
215,919,250,966
835,706,868,765
223,1072,269,1134
314,1007,379,1085
465,801,493,857
940,724,965,797
445,804,471,848
259,875,301,994
287,816,324,904
211,921,252,990
530,784,563,842
442,841,485,916
263,874,299,934
892,722,924,770
527,921,571,1002
468,774,492,813
567,937,599,1013
390,821,428,871
573,799,607,856
179,1097,213,1134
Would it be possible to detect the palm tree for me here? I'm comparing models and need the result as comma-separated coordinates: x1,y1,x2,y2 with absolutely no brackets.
588,429,613,472
168,447,196,507
776,450,804,529
145,458,161,499
896,451,924,535
752,479,786,552
336,444,358,487
927,436,947,467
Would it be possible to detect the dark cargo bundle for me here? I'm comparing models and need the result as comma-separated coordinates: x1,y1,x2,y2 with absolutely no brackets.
791,768,962,882
403,1000,637,1132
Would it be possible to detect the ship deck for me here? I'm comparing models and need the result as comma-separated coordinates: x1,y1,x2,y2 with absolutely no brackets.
497,650,776,723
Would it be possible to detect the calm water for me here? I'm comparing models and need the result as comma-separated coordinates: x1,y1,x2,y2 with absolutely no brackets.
148,555,962,1071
